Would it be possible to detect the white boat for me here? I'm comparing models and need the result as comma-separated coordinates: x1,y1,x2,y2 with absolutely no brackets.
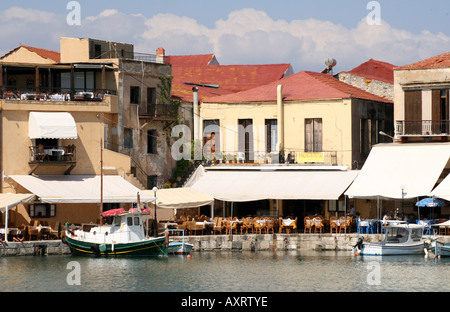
353,223,426,256
166,229,194,255
63,208,168,257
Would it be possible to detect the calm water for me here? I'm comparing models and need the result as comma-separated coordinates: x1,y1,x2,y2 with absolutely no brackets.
1,250,449,292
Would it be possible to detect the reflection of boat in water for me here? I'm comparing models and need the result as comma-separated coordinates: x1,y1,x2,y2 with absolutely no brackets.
64,208,168,257
167,229,193,255
353,224,426,256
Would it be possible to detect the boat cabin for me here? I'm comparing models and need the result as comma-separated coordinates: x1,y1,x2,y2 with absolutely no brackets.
383,224,424,244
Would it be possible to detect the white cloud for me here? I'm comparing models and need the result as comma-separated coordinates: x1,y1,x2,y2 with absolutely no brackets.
0,7,449,72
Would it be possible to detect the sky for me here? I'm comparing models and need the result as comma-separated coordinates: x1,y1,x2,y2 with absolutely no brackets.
0,0,449,72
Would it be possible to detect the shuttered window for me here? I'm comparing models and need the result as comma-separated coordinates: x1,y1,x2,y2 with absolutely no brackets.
305,118,322,152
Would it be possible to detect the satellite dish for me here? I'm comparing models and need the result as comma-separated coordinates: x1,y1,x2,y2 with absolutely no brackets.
321,58,337,74
325,58,337,67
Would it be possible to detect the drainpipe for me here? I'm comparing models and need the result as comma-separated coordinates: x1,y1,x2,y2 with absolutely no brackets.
277,85,284,162
193,87,200,142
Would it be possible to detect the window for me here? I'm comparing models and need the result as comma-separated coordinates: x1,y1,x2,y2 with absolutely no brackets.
147,130,157,154
29,204,55,218
147,175,157,189
265,119,278,153
94,44,102,58
305,118,322,152
360,119,379,155
124,128,133,149
404,90,422,134
203,120,220,158
238,119,253,162
130,86,140,104
146,88,157,116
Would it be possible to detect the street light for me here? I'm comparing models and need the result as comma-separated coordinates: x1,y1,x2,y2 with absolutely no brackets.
379,131,395,141
152,186,158,237
400,184,406,220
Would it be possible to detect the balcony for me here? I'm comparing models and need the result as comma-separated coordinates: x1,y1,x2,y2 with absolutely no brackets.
139,103,177,120
28,145,76,175
396,120,450,137
200,150,339,166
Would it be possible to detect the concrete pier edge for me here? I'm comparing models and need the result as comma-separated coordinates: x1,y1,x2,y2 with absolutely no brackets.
1,233,448,256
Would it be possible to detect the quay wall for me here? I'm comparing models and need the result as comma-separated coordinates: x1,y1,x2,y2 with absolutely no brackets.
2,234,450,256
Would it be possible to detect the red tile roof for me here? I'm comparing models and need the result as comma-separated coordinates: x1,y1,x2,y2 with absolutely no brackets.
20,45,60,63
171,63,292,102
340,59,395,84
203,71,393,104
166,54,217,66
395,51,450,70
0,45,60,63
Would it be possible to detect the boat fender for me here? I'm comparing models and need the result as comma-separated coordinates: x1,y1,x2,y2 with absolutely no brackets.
165,231,169,248
61,235,68,245
90,244,101,256
99,244,107,253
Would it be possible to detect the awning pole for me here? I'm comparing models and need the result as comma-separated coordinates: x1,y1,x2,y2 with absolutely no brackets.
4,200,23,243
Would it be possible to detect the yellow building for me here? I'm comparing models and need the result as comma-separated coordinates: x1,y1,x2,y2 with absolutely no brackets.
189,71,393,223
393,51,450,143
0,38,175,232
200,70,393,169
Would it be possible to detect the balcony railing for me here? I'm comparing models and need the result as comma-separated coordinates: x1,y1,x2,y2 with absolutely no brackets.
93,51,166,64
29,145,76,163
396,120,450,136
139,103,177,119
1,89,116,101
201,150,339,166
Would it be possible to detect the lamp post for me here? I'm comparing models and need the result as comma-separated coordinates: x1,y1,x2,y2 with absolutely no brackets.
152,186,158,237
400,185,406,220
379,131,395,141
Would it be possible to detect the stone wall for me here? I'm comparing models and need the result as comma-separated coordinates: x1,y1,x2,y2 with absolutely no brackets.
338,73,393,101
173,233,387,252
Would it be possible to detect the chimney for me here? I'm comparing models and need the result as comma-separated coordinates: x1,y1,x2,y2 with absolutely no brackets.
277,85,284,157
156,47,165,64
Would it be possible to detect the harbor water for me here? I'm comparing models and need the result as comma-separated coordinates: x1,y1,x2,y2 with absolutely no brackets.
1,250,449,292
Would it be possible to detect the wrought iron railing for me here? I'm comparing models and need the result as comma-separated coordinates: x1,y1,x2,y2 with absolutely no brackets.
29,145,76,163
396,120,450,136
1,89,116,101
93,50,166,64
201,150,339,166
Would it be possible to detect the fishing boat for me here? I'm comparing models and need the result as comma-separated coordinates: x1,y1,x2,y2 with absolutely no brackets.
353,223,427,256
64,208,169,257
425,240,450,257
166,229,193,255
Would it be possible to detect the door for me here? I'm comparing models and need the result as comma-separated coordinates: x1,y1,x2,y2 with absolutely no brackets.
238,119,253,162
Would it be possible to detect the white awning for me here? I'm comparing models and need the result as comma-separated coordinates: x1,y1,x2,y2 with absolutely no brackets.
187,168,358,202
345,143,450,200
143,187,214,209
431,173,450,202
29,112,78,139
0,193,35,213
9,175,152,203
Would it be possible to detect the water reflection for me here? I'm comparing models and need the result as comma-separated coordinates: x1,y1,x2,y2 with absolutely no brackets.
1,250,449,292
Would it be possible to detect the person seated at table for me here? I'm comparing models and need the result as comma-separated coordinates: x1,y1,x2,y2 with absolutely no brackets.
382,213,391,225
13,232,24,242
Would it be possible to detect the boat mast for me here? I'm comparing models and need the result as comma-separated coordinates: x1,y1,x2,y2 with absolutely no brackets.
100,138,104,226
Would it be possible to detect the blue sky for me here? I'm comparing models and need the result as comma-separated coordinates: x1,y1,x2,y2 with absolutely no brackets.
0,0,449,72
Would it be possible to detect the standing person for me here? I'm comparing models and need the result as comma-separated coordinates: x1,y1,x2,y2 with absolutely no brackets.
349,205,356,218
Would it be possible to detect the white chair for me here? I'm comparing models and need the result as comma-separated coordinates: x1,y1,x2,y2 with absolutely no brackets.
236,152,245,163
